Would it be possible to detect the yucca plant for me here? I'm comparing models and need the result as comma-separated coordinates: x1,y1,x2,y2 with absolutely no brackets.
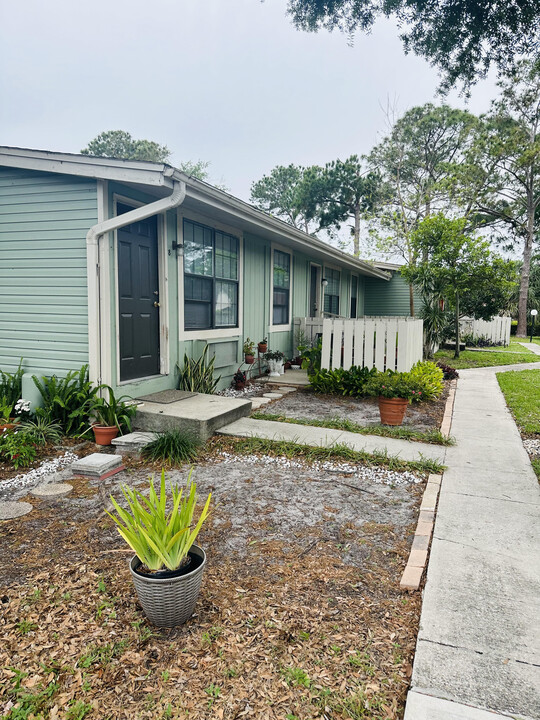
19,418,63,446
107,469,211,572
177,346,220,394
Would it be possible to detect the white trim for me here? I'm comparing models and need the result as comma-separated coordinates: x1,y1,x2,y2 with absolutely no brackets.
98,181,112,386
178,214,244,342
87,181,106,385
113,194,169,383
269,243,293,332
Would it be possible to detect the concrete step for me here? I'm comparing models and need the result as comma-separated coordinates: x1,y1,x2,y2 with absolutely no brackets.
133,393,252,441
217,417,447,464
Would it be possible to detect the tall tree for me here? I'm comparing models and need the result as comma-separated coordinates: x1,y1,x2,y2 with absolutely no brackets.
368,103,477,313
300,155,383,256
453,59,540,336
81,130,171,163
286,0,540,92
250,164,319,233
402,215,517,357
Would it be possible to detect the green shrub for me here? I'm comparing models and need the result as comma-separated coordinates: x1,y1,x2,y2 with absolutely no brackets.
0,359,24,407
177,346,220,394
33,365,98,435
19,418,63,446
141,429,201,464
0,429,37,469
364,370,425,401
309,365,377,396
300,340,322,375
408,361,444,401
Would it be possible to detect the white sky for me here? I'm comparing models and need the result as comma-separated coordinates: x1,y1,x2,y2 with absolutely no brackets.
0,0,498,201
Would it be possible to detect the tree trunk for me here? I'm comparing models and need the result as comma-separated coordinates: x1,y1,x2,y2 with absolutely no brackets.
516,209,534,336
454,293,460,359
353,206,360,257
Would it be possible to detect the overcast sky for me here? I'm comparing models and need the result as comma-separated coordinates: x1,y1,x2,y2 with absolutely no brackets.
1,0,498,201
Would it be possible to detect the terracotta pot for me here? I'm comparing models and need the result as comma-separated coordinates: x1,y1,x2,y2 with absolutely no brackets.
258,343,267,354
234,382,246,390
93,424,119,445
0,421,17,433
245,354,255,364
378,397,409,426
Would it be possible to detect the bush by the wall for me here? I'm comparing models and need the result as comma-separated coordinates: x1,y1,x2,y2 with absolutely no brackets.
309,366,377,396
408,361,444,401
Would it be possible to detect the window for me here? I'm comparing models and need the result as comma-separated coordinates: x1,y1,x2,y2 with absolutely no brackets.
183,220,239,330
350,275,358,318
324,268,340,315
272,249,291,325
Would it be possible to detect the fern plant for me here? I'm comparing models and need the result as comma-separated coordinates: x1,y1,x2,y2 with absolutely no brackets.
32,365,98,435
106,469,212,572
177,346,220,394
0,359,24,406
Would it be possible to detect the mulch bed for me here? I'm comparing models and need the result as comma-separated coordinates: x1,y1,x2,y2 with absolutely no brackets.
0,455,424,719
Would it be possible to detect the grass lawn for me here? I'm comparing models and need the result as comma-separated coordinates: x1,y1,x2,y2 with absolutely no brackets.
434,342,540,369
0,438,428,720
497,369,540,480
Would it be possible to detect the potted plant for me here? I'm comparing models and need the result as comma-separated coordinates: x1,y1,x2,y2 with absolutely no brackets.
232,369,247,390
106,469,211,627
264,349,285,376
86,385,137,445
243,338,256,364
364,371,423,426
258,337,268,354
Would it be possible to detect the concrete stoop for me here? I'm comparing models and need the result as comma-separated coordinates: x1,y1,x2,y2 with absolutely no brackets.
133,393,252,441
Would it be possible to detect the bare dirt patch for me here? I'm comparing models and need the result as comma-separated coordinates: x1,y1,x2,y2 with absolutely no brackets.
262,384,450,433
1,454,424,719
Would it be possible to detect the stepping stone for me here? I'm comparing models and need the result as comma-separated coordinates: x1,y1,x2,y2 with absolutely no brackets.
0,501,33,520
278,387,297,393
262,393,283,399
31,483,73,499
250,398,270,409
111,431,157,456
71,453,124,479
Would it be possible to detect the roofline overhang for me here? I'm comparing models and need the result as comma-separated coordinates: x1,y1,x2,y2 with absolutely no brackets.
0,145,390,280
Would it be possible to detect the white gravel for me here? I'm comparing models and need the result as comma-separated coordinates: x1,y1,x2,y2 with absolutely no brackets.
523,438,540,459
215,450,422,486
218,383,266,398
0,452,79,494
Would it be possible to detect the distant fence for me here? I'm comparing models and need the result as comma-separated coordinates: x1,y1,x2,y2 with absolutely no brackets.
295,317,423,372
460,316,511,346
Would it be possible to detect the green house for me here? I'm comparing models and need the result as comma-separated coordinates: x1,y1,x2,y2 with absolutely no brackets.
0,147,394,395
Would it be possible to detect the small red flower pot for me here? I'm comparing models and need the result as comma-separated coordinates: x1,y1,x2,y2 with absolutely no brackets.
378,397,408,426
244,354,255,364
93,425,119,446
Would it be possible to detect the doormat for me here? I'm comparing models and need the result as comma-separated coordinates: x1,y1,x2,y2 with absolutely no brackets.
138,390,197,404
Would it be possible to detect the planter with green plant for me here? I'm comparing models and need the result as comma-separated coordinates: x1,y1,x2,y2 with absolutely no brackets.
243,338,256,364
264,350,285,376
106,469,212,627
364,371,424,426
86,385,137,445
258,337,268,354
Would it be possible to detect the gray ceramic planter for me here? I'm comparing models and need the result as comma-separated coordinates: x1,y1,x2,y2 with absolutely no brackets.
129,545,206,627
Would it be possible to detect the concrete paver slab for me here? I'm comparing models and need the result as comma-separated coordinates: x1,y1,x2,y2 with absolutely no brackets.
31,483,73,499
71,453,122,477
0,501,32,520
111,432,157,455
217,417,447,463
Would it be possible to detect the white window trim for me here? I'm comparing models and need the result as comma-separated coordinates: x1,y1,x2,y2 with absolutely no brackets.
112,194,170,386
269,243,293,332
178,211,244,342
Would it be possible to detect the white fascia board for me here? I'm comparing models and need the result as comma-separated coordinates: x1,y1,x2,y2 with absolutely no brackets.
181,179,391,281
0,146,174,188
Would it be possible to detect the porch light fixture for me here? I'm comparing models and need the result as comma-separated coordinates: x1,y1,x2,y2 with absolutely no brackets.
321,278,329,287
530,308,538,343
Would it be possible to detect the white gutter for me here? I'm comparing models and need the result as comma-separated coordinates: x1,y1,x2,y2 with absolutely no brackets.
86,174,186,385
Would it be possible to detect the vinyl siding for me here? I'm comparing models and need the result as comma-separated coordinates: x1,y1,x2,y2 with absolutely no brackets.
364,271,418,316
0,168,97,375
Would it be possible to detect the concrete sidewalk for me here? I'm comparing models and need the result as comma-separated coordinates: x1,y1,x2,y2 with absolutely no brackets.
518,341,540,356
217,417,447,464
405,363,540,720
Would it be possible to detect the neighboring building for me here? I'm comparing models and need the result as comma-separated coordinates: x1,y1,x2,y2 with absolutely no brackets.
0,147,391,393
366,261,420,317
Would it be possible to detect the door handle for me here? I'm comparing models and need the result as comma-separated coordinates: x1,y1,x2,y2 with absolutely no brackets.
153,302,160,308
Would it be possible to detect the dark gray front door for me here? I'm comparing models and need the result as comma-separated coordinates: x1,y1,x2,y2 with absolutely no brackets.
309,265,319,317
117,205,160,381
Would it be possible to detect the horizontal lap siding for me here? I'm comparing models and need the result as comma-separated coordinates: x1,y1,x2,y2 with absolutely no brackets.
0,168,97,375
364,272,418,316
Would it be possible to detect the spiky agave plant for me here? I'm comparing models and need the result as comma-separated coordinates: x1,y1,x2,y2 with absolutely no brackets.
106,469,211,572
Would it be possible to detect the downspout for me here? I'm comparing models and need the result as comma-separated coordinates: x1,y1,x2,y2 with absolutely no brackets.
86,172,186,385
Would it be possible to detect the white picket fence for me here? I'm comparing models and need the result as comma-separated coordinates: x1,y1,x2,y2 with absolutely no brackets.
314,317,423,372
460,316,511,346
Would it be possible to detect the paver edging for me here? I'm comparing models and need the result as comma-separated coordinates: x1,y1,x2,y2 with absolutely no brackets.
440,378,457,438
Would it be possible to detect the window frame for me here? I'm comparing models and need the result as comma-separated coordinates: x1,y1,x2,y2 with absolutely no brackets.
269,244,293,331
350,274,359,319
179,212,243,341
323,265,341,317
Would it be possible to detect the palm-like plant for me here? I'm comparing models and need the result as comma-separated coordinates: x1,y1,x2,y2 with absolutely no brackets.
106,469,211,572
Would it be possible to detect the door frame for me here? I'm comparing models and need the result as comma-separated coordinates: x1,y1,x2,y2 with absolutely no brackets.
308,262,322,318
112,194,169,386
